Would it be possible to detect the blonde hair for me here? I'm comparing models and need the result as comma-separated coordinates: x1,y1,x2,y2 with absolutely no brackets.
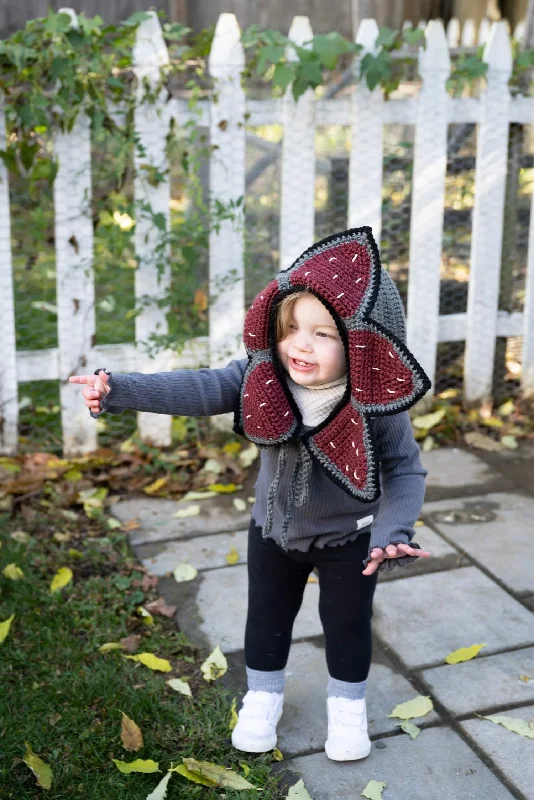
275,291,310,342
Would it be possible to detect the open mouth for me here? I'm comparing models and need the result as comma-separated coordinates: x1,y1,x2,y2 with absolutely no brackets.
289,357,316,371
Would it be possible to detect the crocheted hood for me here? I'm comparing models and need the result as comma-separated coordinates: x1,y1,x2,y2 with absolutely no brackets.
234,226,431,508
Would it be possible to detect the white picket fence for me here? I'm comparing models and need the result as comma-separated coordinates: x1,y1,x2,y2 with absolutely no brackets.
1,9,534,457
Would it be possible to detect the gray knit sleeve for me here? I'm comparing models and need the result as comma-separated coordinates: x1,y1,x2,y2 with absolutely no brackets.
363,412,427,572
90,358,248,419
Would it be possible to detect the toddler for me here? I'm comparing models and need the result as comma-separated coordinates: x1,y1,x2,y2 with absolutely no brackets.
70,227,431,761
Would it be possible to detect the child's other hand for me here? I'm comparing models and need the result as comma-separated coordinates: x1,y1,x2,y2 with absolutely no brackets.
362,543,430,576
68,370,111,414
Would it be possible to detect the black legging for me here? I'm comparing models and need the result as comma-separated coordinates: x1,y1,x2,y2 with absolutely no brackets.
245,519,378,683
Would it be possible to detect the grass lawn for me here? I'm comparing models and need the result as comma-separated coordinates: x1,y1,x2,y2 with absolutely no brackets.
0,503,284,799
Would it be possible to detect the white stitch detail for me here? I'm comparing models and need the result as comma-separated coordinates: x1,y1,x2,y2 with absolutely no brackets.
329,257,337,262
355,388,363,392
355,345,366,348
352,254,358,262
396,377,406,382
356,448,359,456
284,411,290,416
246,414,251,418
352,441,355,448
244,393,249,397
329,441,335,448
259,402,267,407
372,367,380,371
266,379,274,384
386,389,396,394
346,465,349,471
304,271,311,276
337,292,345,299
248,332,256,337
332,274,338,279
351,419,358,425
355,277,362,283
354,471,359,480
388,350,394,358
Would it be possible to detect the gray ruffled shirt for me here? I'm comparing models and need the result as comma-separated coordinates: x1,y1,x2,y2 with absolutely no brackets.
93,358,427,570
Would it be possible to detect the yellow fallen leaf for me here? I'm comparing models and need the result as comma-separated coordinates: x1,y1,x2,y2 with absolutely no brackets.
207,483,238,494
223,442,241,455
146,771,173,799
53,532,71,543
174,505,200,519
68,548,83,559
113,758,159,774
125,652,172,673
3,563,24,580
173,563,198,583
225,546,240,565
23,743,53,789
121,712,144,752
361,780,388,800
445,643,486,664
412,408,446,430
272,748,283,761
287,779,313,799
50,567,73,593
167,678,192,698
0,614,14,644
519,675,531,683
144,478,168,495
240,763,250,778
201,645,227,682
229,697,238,731
99,642,124,652
478,714,534,739
174,758,256,790
238,443,259,468
415,520,424,527
182,490,217,501
388,695,433,720
137,606,154,626
248,496,255,503
233,498,247,512
10,530,30,544
396,719,420,739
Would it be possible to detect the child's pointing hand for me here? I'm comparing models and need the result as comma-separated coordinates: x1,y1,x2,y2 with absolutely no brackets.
362,542,430,576
68,370,111,414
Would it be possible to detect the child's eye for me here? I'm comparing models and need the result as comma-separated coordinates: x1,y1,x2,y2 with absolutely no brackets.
316,331,330,338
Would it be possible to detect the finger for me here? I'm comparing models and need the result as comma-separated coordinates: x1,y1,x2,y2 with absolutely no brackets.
362,560,379,576
69,375,95,385
370,548,383,559
396,543,431,558
385,545,398,558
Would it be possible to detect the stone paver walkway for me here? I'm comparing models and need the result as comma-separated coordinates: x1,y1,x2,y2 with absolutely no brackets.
110,446,534,800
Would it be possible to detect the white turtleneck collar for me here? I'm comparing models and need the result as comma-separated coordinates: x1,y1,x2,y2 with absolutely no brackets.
286,373,348,427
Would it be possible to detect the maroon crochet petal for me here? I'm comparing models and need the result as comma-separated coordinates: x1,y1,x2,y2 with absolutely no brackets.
289,240,372,319
309,405,369,492
349,329,415,408
243,279,280,352
241,361,295,440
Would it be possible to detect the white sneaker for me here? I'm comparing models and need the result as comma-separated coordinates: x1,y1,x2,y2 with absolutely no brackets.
325,696,372,761
231,690,284,753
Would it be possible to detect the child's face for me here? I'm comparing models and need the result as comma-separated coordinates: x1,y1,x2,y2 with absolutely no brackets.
277,294,346,387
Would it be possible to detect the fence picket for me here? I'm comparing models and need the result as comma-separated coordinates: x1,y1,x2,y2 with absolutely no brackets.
0,100,18,455
407,21,450,397
522,176,534,396
464,22,512,406
348,19,383,239
208,13,246,374
132,12,173,446
279,16,316,269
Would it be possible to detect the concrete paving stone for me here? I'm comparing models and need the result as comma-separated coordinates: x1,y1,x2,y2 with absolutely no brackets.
279,726,515,800
423,492,534,594
421,647,534,716
135,529,249,575
420,447,513,500
461,705,534,799
276,642,440,757
373,567,534,669
163,564,322,653
109,494,251,546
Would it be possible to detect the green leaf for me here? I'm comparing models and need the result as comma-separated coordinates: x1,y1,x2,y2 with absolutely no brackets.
445,643,486,664
175,758,257,790
403,28,426,46
286,779,313,799
44,12,74,34
0,614,15,644
478,714,534,739
50,56,71,81
376,27,398,49
360,51,392,91
122,11,153,28
412,408,446,430
113,758,160,773
361,780,388,800
312,32,352,70
272,63,295,93
397,720,420,739
23,743,53,789
388,695,433,720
